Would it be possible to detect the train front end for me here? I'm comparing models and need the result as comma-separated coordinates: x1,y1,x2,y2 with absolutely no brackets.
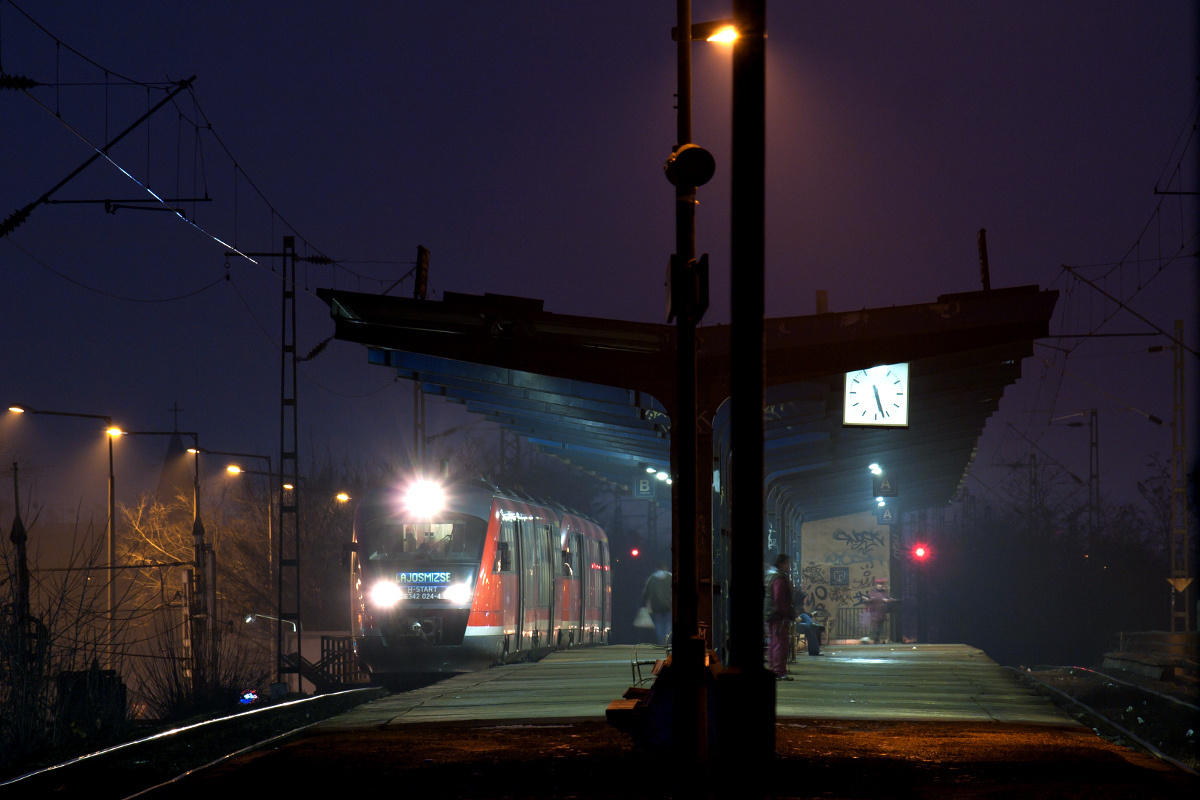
349,479,494,678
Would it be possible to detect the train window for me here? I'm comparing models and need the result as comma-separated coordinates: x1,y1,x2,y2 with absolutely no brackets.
496,519,516,573
360,514,486,562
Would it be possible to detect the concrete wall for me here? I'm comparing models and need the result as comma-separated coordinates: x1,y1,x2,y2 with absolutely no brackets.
798,512,892,641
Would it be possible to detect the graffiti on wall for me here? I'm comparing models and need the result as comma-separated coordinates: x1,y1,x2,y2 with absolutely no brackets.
799,513,890,642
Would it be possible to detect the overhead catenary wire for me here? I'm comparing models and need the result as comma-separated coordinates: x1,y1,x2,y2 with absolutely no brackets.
14,82,260,268
5,237,227,303
3,0,172,88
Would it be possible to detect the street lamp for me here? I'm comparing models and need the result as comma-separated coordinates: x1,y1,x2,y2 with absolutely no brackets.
8,403,119,667
201,447,281,682
122,428,210,687
244,612,298,633
667,0,770,776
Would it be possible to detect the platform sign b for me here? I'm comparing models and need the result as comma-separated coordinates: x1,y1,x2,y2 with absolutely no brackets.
632,474,655,500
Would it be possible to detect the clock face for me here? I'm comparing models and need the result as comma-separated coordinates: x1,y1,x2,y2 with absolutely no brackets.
843,363,909,427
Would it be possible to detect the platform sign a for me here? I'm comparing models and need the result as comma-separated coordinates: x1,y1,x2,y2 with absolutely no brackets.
872,472,898,497
876,506,896,525
632,473,655,500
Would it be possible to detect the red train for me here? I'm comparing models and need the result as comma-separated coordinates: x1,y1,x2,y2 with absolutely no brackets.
348,477,612,680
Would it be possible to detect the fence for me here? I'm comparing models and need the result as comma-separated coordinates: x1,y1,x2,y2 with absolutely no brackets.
834,606,899,643
320,635,370,685
1115,631,1199,668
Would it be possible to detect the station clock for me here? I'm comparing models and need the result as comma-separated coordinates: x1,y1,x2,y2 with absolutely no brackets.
843,363,910,427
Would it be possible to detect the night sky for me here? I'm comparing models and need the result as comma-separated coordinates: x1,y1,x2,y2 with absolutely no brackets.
1,2,1196,535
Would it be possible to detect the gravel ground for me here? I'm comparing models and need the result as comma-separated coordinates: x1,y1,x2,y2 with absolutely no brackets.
1021,666,1199,772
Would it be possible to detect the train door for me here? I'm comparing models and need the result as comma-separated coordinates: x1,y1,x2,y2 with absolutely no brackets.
570,532,585,644
541,522,556,647
498,515,518,653
584,536,600,641
599,540,610,643
517,518,535,650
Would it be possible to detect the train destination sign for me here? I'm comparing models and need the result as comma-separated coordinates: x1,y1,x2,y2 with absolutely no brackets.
396,571,452,584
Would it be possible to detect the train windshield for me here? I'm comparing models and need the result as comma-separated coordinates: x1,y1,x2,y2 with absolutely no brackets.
359,513,486,563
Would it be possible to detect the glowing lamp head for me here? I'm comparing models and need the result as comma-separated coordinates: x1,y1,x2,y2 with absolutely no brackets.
8,405,26,413
707,25,738,43
404,479,445,518
227,465,243,475
107,427,124,437
336,492,351,503
369,580,403,608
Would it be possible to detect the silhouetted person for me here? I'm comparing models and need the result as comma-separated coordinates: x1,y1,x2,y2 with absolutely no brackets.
641,564,672,646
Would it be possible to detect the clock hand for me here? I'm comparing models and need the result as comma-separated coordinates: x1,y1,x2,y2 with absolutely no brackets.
873,385,886,417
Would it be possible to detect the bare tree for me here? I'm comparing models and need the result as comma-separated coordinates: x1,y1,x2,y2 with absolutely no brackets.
1,501,122,769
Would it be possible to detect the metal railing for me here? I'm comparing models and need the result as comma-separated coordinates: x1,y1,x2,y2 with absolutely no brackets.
1115,631,1199,669
319,635,370,685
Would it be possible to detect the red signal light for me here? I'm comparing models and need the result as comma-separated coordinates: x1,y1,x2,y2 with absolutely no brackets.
631,548,640,557
913,544,929,560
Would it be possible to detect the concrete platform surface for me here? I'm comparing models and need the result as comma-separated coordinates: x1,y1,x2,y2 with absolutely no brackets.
319,641,1073,729
141,643,1197,800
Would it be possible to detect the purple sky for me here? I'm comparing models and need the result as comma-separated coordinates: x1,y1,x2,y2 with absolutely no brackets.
1,1,1196,531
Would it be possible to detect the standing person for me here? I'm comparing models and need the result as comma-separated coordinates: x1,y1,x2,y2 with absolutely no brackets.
641,563,672,647
862,579,894,644
765,553,797,680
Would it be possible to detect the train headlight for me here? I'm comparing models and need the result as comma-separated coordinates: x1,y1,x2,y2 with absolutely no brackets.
404,479,445,518
369,580,403,608
443,583,471,604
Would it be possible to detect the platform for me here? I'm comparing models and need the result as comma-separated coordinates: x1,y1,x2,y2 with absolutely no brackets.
317,642,1074,730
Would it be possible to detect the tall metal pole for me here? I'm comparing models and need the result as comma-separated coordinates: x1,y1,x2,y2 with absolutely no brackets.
1169,320,1192,631
670,0,707,781
723,0,774,767
108,428,116,668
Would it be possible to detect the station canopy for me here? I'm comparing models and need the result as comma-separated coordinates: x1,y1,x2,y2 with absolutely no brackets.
317,285,1057,523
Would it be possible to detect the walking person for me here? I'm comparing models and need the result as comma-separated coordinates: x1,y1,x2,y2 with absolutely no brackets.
641,563,672,647
765,553,797,680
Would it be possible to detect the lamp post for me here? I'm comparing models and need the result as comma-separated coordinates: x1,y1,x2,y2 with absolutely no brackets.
118,429,211,687
664,3,733,779
244,612,297,633
9,404,119,667
217,453,281,682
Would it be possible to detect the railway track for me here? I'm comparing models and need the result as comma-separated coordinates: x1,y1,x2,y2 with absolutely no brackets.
5,664,1195,797
0,687,384,799
1013,665,1199,775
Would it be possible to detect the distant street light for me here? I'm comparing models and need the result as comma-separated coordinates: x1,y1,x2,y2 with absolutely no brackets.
123,428,211,688
197,446,281,682
8,403,118,666
245,612,298,633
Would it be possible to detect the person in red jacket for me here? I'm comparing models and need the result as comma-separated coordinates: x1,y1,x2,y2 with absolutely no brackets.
765,553,797,680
